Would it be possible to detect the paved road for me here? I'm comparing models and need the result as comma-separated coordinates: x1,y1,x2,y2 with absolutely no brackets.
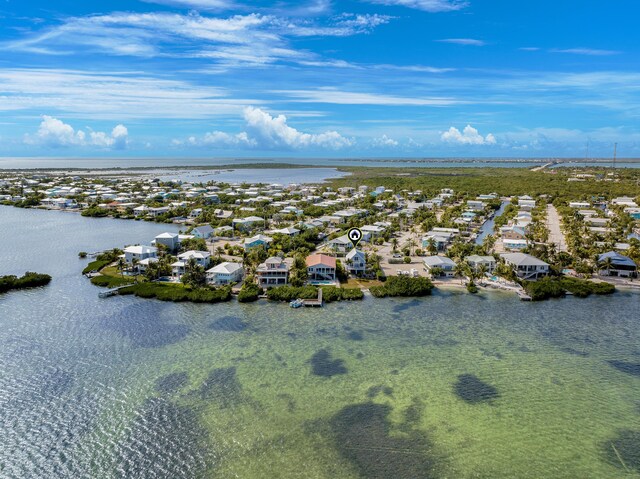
546,204,568,252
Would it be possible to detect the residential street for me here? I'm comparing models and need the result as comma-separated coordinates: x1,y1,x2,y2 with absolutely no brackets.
546,204,568,252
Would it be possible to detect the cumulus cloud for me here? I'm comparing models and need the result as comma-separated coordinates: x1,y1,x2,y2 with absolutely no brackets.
25,116,129,149
372,134,399,147
441,125,496,145
365,0,468,12
176,106,353,150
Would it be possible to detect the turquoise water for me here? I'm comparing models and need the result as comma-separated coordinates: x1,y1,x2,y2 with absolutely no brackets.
1,206,639,478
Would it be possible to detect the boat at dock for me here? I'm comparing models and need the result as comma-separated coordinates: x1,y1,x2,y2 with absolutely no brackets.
289,298,304,308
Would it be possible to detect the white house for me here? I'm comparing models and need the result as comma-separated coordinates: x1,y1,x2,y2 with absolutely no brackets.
272,226,301,236
328,235,352,255
466,255,496,273
171,250,211,279
207,262,244,285
191,225,215,239
124,245,158,264
345,249,367,275
501,253,549,280
423,256,457,277
154,232,180,252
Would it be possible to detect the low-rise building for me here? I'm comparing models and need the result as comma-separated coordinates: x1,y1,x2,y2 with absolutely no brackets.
124,245,158,264
345,248,367,275
423,256,457,277
256,257,290,287
306,254,337,282
154,232,180,252
501,253,549,280
207,262,244,285
466,255,496,273
191,225,215,239
244,234,273,251
598,251,638,278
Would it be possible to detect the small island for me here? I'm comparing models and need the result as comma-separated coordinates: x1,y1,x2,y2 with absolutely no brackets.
0,272,52,294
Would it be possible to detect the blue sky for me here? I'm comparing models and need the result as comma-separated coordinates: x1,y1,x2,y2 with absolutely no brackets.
1,0,639,158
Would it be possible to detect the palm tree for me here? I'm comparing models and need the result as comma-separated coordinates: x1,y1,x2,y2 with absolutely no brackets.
391,238,398,253
598,256,614,276
117,258,125,278
427,238,437,256
406,238,417,256
477,263,489,283
454,262,468,285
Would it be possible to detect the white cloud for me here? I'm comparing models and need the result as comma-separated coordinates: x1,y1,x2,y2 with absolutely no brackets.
244,106,352,148
436,38,486,46
365,0,468,12
6,11,392,66
275,88,461,106
142,0,237,10
177,106,353,150
551,48,621,56
372,134,399,147
441,125,496,145
25,116,129,149
0,69,259,120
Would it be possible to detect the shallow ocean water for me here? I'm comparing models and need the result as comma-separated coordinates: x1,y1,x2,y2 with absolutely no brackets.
0,206,639,478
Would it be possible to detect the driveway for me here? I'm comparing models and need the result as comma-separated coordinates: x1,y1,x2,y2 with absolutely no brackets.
546,205,568,252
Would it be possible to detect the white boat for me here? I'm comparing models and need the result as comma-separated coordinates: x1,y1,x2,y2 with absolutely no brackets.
289,298,304,308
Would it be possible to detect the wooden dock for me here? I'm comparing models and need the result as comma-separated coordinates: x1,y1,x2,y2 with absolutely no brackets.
302,288,324,307
517,289,532,301
98,285,130,298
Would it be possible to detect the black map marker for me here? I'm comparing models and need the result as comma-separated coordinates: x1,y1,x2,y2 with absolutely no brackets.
347,227,363,249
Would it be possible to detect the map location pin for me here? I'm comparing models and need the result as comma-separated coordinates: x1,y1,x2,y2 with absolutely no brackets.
347,227,363,249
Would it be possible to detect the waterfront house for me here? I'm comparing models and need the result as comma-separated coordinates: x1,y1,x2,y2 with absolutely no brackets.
256,257,290,287
467,200,486,211
191,225,215,239
597,251,638,278
423,256,457,277
500,253,549,280
124,245,158,264
306,254,337,282
154,232,180,253
466,255,496,273
178,250,211,268
133,205,150,217
345,248,367,275
148,206,170,218
206,262,244,285
243,234,273,251
171,250,211,279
